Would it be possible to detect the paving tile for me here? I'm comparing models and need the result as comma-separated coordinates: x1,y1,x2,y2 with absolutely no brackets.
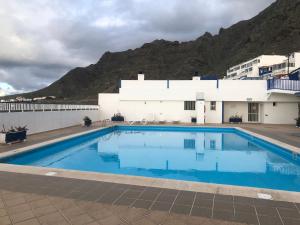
212,210,235,221
150,202,172,212
69,214,94,225
61,206,85,218
157,194,176,203
170,204,191,215
122,190,142,199
195,192,214,200
272,201,296,209
4,197,26,207
32,205,57,217
160,189,179,196
0,215,11,225
213,200,234,213
98,194,119,204
139,191,160,201
118,207,148,223
281,217,300,225
97,215,127,225
114,196,136,206
190,206,212,218
255,206,278,216
145,210,170,224
10,210,35,224
38,212,68,224
234,212,259,225
132,200,153,209
14,218,40,225
132,217,157,225
7,204,31,215
258,215,283,225
0,209,7,217
193,198,213,208
174,192,195,206
277,207,300,219
234,196,254,205
234,203,256,214
214,194,233,202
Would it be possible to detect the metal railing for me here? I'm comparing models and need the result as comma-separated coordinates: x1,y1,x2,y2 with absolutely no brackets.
267,79,300,91
0,103,100,113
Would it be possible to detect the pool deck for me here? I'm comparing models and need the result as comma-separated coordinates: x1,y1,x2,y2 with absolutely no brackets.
0,123,300,225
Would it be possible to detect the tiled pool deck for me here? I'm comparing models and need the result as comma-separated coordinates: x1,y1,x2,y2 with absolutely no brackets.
0,123,300,225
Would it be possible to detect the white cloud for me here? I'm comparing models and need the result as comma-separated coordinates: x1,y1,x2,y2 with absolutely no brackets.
0,0,275,95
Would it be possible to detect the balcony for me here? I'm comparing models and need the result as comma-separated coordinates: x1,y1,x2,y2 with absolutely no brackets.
267,79,300,94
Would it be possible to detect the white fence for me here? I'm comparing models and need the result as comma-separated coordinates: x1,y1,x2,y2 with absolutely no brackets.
0,103,101,134
0,103,99,112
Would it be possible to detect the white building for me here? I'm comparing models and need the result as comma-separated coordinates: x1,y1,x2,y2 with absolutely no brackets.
226,52,300,80
226,55,286,80
99,73,300,125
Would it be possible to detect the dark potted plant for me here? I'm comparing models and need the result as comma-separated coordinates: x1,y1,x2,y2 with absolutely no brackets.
0,125,28,144
229,115,242,123
83,116,92,127
296,117,300,128
111,113,124,122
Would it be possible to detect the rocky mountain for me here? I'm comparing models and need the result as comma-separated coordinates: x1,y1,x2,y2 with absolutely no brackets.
10,0,300,103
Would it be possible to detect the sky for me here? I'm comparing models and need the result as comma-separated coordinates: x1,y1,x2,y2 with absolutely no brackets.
0,0,275,96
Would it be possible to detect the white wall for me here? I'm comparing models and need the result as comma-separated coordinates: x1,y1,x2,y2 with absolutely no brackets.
0,110,100,134
205,101,223,123
262,102,299,124
98,93,120,120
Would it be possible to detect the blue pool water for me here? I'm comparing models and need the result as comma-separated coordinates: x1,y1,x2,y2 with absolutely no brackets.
2,126,300,192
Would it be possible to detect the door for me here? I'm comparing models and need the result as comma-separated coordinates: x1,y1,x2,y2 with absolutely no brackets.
248,103,259,122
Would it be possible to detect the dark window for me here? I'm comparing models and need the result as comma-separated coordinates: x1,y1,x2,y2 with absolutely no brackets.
184,139,195,149
210,101,216,111
184,101,195,110
273,102,277,107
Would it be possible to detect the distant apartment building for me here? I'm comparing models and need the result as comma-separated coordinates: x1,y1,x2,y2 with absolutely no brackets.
225,52,300,80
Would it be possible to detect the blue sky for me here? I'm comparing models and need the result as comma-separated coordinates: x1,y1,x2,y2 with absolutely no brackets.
0,0,275,96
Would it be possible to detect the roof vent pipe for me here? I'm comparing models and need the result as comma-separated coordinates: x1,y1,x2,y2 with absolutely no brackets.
138,71,144,81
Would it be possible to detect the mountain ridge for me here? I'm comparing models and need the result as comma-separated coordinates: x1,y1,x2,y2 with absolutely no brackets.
4,0,300,103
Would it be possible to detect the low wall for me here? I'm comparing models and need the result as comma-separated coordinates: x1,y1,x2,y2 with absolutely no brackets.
0,110,101,134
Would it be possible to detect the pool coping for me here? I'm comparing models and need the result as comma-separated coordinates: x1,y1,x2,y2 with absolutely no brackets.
0,124,300,203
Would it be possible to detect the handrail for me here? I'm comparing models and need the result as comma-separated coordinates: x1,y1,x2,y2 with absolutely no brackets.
0,103,100,113
267,79,300,91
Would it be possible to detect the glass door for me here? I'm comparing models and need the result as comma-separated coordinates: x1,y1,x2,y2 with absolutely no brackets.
248,103,259,122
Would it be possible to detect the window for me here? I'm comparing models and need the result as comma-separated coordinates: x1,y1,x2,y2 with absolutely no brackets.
184,101,195,110
210,140,216,150
184,139,196,149
273,102,277,107
210,101,216,111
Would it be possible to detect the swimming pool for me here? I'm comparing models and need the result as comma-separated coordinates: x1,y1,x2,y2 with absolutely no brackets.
1,126,300,192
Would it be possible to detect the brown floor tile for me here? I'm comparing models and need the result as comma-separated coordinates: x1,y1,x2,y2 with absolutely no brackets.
190,206,212,218
7,204,31,215
122,190,142,198
213,210,235,221
255,206,278,216
114,196,136,206
15,218,40,225
277,207,300,219
170,204,191,215
150,202,172,212
145,210,170,224
157,194,176,203
234,212,259,225
4,197,26,207
281,217,300,225
132,200,153,209
0,215,11,225
213,201,234,213
214,194,233,202
258,215,283,225
139,191,160,201
69,214,94,225
38,212,68,225
0,209,7,217
32,205,57,217
10,211,35,224
234,203,256,214
118,207,148,223
193,198,213,208
29,199,51,209
97,215,127,225
61,206,85,218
